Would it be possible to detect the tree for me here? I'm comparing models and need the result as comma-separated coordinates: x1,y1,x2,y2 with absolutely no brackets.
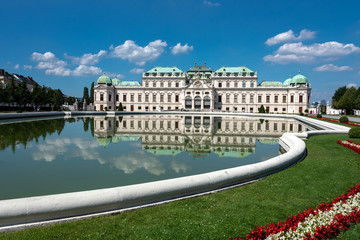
332,86,347,109
31,85,44,109
53,89,64,110
16,80,30,107
83,87,89,104
118,102,123,111
4,78,16,107
338,87,358,115
90,82,94,104
258,105,265,113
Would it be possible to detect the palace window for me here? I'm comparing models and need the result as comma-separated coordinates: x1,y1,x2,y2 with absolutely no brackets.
153,94,157,103
145,94,149,102
226,95,230,103
242,95,246,103
109,94,112,101
167,94,171,102
250,82,254,88
185,96,192,109
100,94,104,101
175,95,179,102
226,82,230,88
218,95,222,102
123,95,126,102
160,95,164,102
204,96,211,109
242,82,246,88
130,94,134,102
194,96,201,109
138,94,142,102
145,82,149,87
299,95,303,103
175,82,179,87
234,82,238,88
274,95,278,103
291,95,294,103
218,82,222,88
116,94,119,102
234,95,238,103
258,95,262,103
250,95,254,103
283,95,286,103
160,82,164,87
266,95,270,103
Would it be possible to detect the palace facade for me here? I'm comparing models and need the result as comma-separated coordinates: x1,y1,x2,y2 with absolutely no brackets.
93,64,311,113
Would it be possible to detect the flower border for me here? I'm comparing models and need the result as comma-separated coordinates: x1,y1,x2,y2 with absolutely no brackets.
337,139,360,155
229,183,360,240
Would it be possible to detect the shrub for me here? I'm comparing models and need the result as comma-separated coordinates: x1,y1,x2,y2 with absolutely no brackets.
258,105,265,113
104,107,108,111
118,102,123,111
339,116,349,123
300,112,304,116
304,109,309,113
317,114,322,119
349,128,360,138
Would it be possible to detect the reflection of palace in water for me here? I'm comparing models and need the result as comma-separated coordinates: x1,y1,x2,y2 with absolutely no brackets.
94,115,307,158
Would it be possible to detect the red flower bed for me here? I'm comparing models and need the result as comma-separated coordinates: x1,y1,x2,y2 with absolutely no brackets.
343,122,360,127
229,183,360,240
337,140,360,155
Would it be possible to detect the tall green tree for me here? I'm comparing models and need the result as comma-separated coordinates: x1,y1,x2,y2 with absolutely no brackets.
332,86,347,109
53,89,64,110
338,87,358,115
31,85,44,109
5,78,16,107
16,80,30,107
90,82,94,104
83,87,89,104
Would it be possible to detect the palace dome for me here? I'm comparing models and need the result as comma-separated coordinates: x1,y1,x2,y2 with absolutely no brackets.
112,77,121,86
97,74,112,85
290,73,308,85
283,76,292,85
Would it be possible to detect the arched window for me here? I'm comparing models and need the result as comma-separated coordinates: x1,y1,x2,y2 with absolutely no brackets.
203,96,211,109
194,96,201,109
185,96,192,109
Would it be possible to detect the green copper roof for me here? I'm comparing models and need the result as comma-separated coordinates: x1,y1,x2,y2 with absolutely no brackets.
215,66,254,73
283,76,292,85
118,81,141,86
96,136,112,147
112,78,122,86
146,67,183,73
97,73,112,85
187,65,213,73
146,149,182,156
214,150,252,158
290,73,308,85
259,81,283,86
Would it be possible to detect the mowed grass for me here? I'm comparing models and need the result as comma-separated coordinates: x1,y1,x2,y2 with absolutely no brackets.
0,133,359,240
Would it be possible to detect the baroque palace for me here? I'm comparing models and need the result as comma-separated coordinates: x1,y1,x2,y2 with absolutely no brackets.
94,64,311,113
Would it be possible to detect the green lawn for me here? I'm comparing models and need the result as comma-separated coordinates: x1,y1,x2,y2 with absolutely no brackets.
0,133,359,240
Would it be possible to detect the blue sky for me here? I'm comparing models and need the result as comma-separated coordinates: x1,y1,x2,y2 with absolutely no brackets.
1,0,359,102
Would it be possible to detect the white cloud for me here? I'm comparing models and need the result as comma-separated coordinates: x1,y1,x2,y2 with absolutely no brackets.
31,51,103,76
45,67,72,76
130,68,145,74
111,40,167,66
265,29,316,46
65,50,107,65
14,64,19,70
23,65,32,70
72,65,102,76
171,43,194,55
31,52,67,69
203,0,220,7
107,73,124,79
264,41,360,64
313,64,353,72
347,83,357,88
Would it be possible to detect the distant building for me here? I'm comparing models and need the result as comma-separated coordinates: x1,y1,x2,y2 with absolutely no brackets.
0,69,39,92
94,64,311,114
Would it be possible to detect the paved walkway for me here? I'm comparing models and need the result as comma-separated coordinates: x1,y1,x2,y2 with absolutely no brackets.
322,115,360,123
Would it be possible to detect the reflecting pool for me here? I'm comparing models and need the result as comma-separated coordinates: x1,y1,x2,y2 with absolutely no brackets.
0,115,307,200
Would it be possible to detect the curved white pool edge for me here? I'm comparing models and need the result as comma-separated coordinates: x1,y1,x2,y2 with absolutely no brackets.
0,114,350,232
